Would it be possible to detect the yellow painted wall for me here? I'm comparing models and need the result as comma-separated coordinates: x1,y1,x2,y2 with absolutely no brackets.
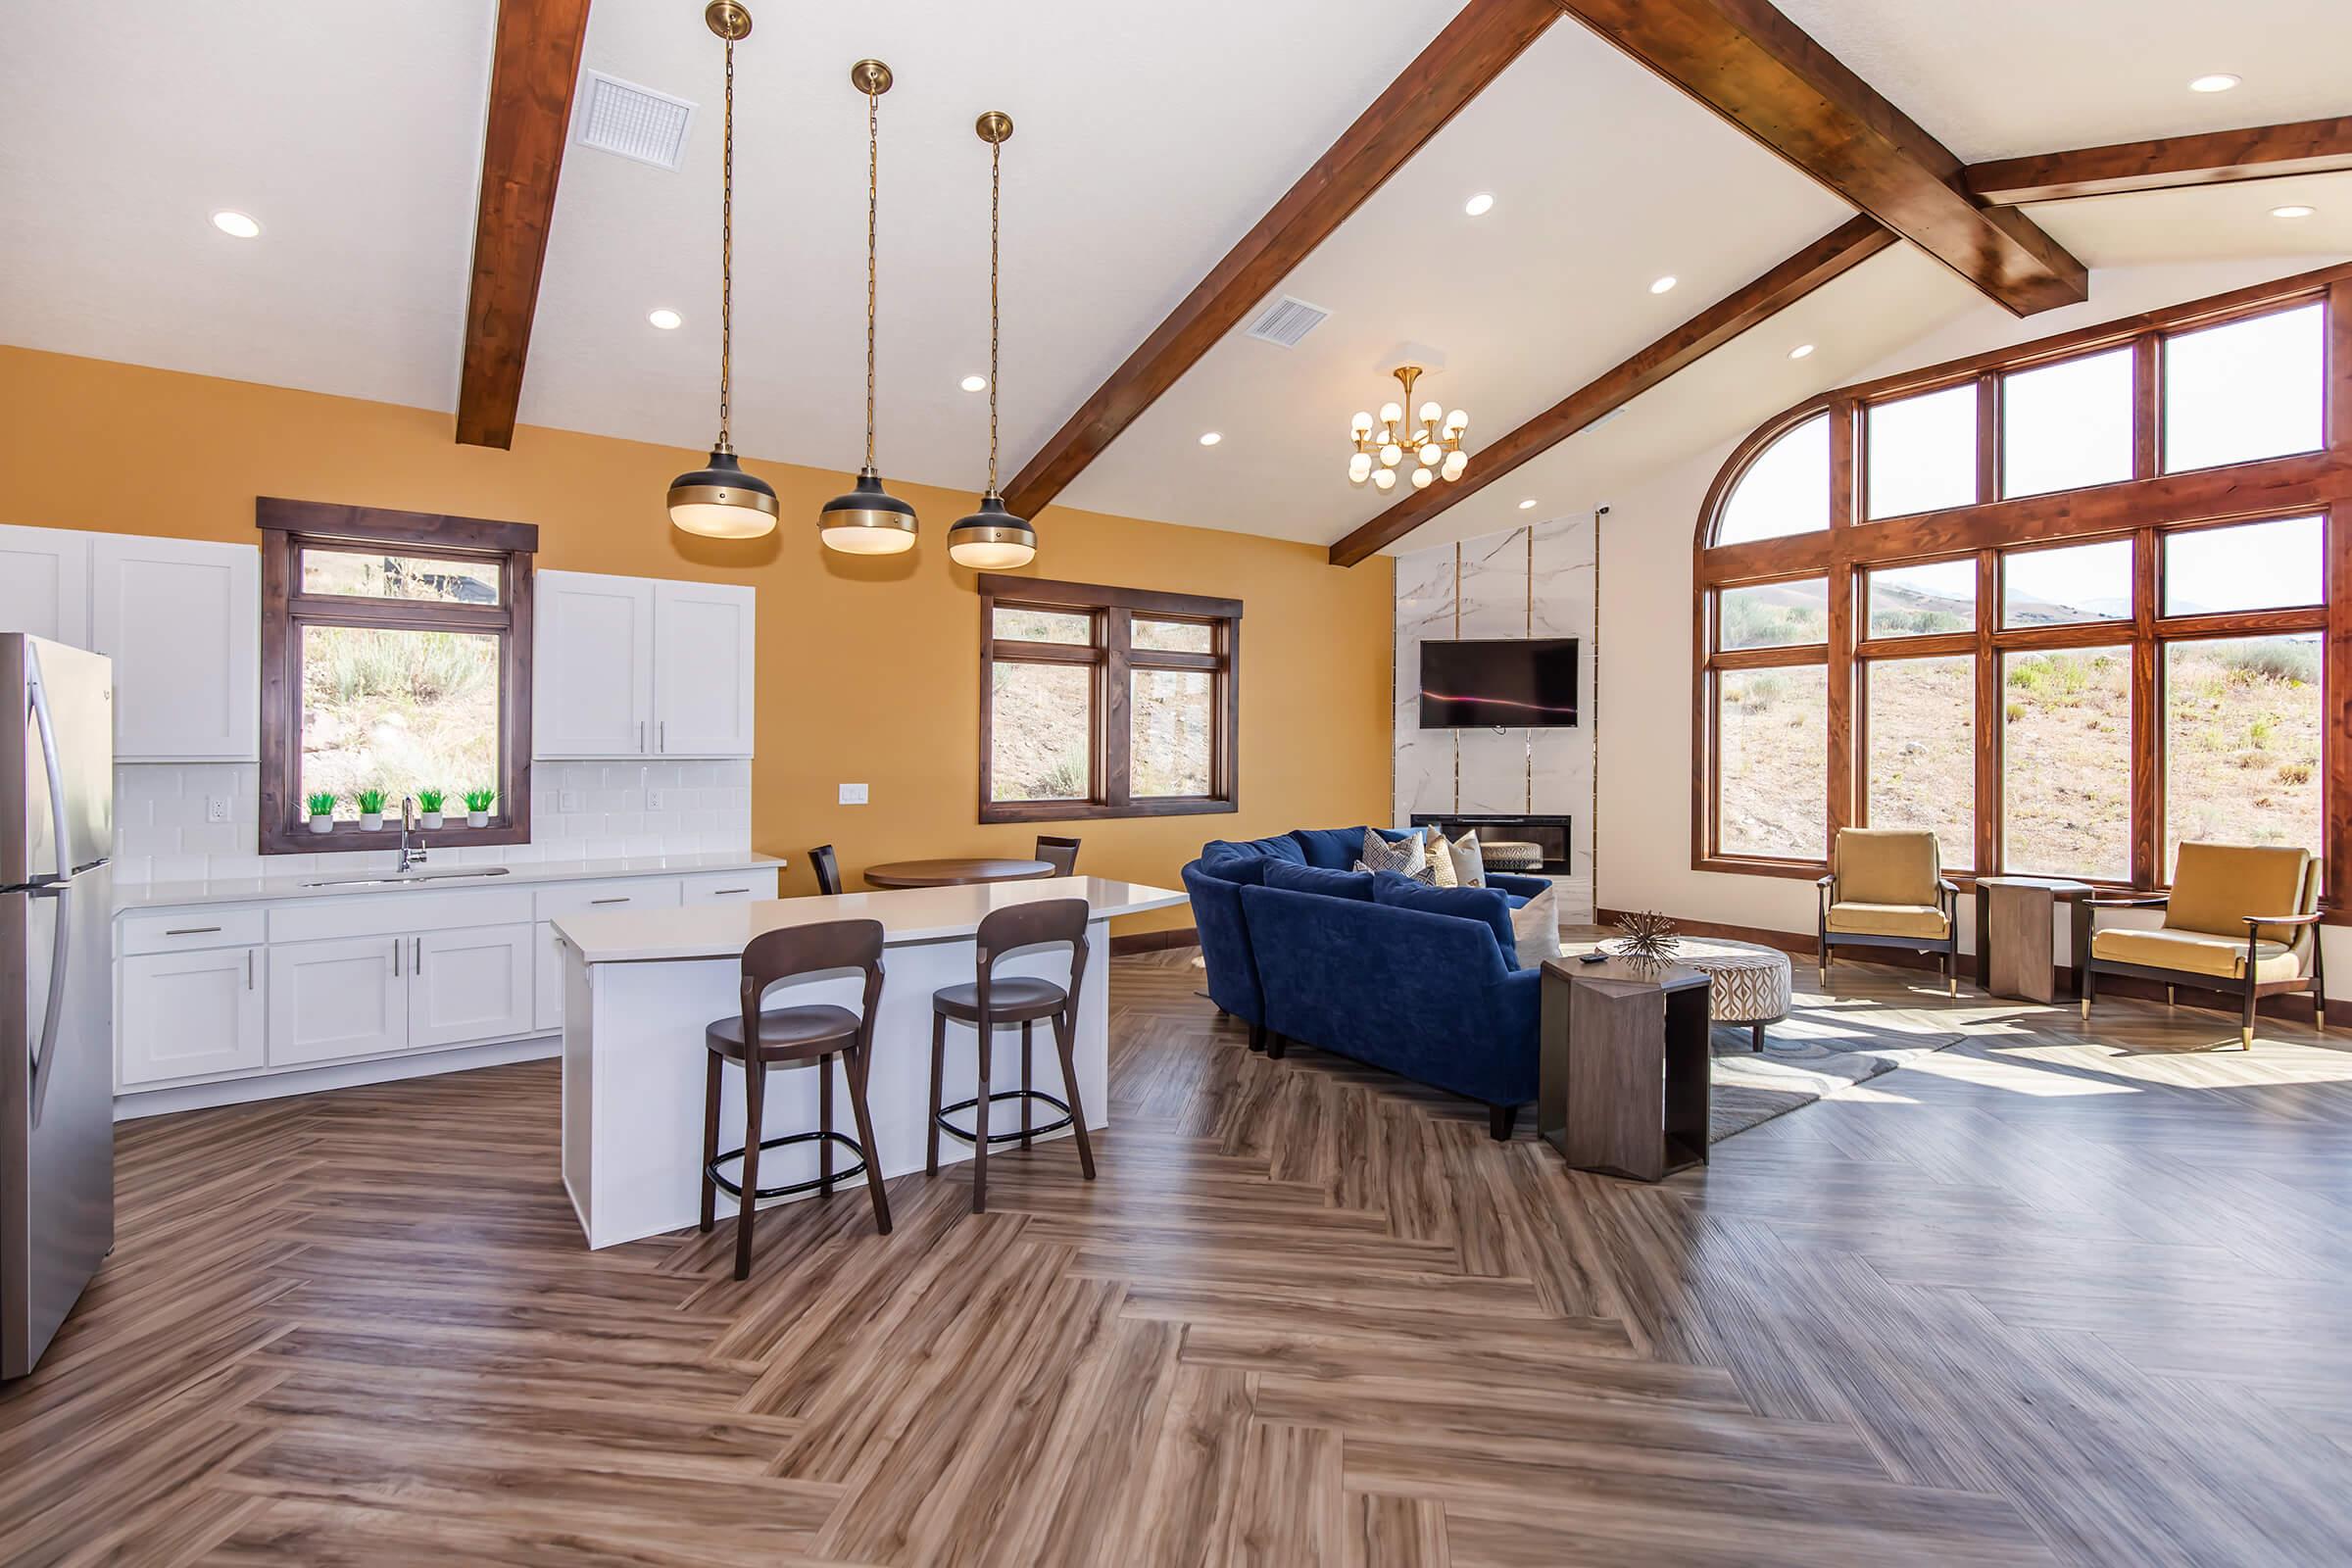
0,347,1396,931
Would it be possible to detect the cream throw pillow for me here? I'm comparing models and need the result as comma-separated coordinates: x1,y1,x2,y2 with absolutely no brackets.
1418,825,1459,887
1445,830,1488,888
1356,829,1429,880
1507,883,1561,968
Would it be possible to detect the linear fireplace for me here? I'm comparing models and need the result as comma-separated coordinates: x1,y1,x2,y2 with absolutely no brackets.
1408,812,1572,874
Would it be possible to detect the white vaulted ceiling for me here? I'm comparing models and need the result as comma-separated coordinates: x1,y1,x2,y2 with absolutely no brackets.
3,0,2349,558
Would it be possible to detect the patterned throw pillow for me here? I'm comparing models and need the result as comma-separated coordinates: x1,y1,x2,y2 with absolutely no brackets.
1355,828,1433,883
1418,825,1459,887
1445,830,1488,888
1507,883,1562,967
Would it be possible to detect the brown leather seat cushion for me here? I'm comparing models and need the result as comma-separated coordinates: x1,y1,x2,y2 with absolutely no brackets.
706,1004,861,1058
932,975,1068,1023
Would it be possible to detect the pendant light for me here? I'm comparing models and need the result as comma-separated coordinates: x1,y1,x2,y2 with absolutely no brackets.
818,60,918,555
948,112,1038,571
667,2,779,539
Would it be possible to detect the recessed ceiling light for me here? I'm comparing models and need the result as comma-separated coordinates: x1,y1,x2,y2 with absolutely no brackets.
647,309,683,330
2187,74,2240,93
1199,431,1222,446
1648,275,1678,295
1788,343,1816,360
1517,499,1537,511
2271,204,2317,220
1464,191,1495,218
210,210,262,239
959,373,989,392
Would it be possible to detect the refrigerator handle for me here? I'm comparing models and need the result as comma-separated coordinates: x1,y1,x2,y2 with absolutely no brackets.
26,882,70,1128
24,653,73,885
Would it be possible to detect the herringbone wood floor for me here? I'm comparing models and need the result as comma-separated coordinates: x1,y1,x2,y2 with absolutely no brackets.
6,945,2350,1566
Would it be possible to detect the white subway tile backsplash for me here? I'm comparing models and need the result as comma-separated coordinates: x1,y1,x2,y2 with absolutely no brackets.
108,758,752,883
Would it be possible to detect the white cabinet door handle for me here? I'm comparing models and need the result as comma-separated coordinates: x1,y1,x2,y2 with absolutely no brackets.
638,720,647,753
660,720,667,753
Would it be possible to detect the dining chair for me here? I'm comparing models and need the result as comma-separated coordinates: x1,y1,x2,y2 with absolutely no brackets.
809,844,843,896
1034,834,1081,876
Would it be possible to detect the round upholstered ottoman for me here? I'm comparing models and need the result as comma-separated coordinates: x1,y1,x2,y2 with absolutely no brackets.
1668,938,1794,1052
1477,839,1544,873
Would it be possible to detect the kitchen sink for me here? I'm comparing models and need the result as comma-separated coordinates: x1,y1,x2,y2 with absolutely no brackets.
299,867,515,890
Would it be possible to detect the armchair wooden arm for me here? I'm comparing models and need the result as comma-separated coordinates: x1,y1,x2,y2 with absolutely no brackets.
2244,912,2324,929
2086,893,2169,909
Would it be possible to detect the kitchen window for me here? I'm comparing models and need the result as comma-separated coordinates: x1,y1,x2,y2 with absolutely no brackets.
977,574,1240,822
256,499,537,853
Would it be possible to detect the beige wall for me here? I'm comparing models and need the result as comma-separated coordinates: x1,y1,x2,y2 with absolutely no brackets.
0,347,1397,931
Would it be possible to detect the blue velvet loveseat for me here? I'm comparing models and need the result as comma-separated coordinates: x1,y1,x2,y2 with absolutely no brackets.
1180,828,1550,1137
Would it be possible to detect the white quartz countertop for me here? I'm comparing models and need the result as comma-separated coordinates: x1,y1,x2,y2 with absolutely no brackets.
553,875,1189,964
114,852,787,913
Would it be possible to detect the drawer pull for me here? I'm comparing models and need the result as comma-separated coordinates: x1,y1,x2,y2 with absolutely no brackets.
710,888,750,896
591,897,630,906
165,926,221,937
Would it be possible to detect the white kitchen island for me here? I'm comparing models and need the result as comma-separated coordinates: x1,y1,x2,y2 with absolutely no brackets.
552,875,1187,1249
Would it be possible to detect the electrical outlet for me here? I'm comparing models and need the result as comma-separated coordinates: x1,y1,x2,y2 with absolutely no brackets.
559,790,584,812
839,783,869,806
205,795,231,824
646,789,665,811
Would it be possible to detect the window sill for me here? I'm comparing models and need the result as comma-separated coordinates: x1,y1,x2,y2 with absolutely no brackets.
262,819,528,856
981,798,1237,825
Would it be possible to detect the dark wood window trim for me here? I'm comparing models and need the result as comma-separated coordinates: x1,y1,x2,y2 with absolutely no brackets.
257,497,537,855
1691,261,2352,920
977,573,1241,824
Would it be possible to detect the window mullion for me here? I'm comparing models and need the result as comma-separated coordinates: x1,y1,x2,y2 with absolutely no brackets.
2131,527,2161,889
1102,607,1133,808
1975,549,1999,879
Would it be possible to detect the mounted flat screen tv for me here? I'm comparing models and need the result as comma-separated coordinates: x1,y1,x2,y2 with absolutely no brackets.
1419,637,1578,728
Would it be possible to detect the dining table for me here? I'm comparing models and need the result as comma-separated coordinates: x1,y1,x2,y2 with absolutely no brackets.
861,857,1057,890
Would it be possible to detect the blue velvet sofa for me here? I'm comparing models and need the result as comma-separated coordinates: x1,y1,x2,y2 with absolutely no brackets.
1181,828,1550,1137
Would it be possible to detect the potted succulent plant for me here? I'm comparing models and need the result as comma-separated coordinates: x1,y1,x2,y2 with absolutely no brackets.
305,791,337,834
356,788,389,830
416,789,447,830
463,787,496,829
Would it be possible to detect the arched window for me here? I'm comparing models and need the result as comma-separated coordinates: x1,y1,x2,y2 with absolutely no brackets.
1692,265,2348,922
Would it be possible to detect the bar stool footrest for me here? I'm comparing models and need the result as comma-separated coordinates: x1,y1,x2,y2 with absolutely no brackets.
935,1090,1073,1147
707,1130,870,1200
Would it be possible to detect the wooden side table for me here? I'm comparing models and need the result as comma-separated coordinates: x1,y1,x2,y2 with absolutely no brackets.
1974,877,2093,1003
1538,956,1713,1182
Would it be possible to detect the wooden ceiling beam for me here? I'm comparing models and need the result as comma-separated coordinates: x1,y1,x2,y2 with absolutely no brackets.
455,0,595,450
1328,215,1894,565
1550,0,2087,318
1966,117,2352,206
1000,0,1561,520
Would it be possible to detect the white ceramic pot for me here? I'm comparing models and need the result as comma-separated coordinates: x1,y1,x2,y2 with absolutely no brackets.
420,812,444,830
466,810,489,828
307,815,333,835
360,812,383,831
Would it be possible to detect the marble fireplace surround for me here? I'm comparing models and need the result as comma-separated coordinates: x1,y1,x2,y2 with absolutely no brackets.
1394,515,1596,922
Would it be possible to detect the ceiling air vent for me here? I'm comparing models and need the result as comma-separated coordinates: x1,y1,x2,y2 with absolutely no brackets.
1244,295,1331,349
573,71,698,172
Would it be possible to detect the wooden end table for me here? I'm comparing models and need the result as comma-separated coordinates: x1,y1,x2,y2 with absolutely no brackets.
1538,956,1713,1182
1973,877,2094,1003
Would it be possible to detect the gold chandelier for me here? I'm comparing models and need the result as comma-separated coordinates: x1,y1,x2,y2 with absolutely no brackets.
1348,366,1467,494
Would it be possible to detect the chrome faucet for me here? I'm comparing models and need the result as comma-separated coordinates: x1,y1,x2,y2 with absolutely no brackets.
398,795,429,873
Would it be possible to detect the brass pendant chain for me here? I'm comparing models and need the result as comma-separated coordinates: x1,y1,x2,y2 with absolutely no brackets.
987,137,1002,495
863,84,879,470
717,33,735,453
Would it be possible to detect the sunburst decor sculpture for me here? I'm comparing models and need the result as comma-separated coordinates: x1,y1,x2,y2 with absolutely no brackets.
1612,909,1681,963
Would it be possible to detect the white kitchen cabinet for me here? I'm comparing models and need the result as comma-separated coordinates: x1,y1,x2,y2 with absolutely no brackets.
410,924,535,1050
531,879,681,1032
268,935,409,1067
652,580,756,758
0,524,92,648
534,571,655,758
534,571,754,759
90,535,259,760
119,945,265,1086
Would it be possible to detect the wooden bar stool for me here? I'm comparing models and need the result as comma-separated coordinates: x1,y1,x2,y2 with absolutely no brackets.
926,899,1095,1212
701,918,892,1279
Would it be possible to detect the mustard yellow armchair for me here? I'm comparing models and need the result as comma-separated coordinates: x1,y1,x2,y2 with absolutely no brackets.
2082,843,2326,1049
1816,829,1961,995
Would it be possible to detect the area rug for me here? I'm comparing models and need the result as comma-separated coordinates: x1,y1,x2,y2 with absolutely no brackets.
1708,1001,1961,1143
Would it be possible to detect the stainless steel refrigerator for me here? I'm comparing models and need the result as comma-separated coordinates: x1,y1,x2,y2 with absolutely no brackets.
2,634,113,1379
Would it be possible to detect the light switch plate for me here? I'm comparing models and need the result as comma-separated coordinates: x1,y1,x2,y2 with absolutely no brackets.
205,795,230,824
839,783,869,806
559,790,584,812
